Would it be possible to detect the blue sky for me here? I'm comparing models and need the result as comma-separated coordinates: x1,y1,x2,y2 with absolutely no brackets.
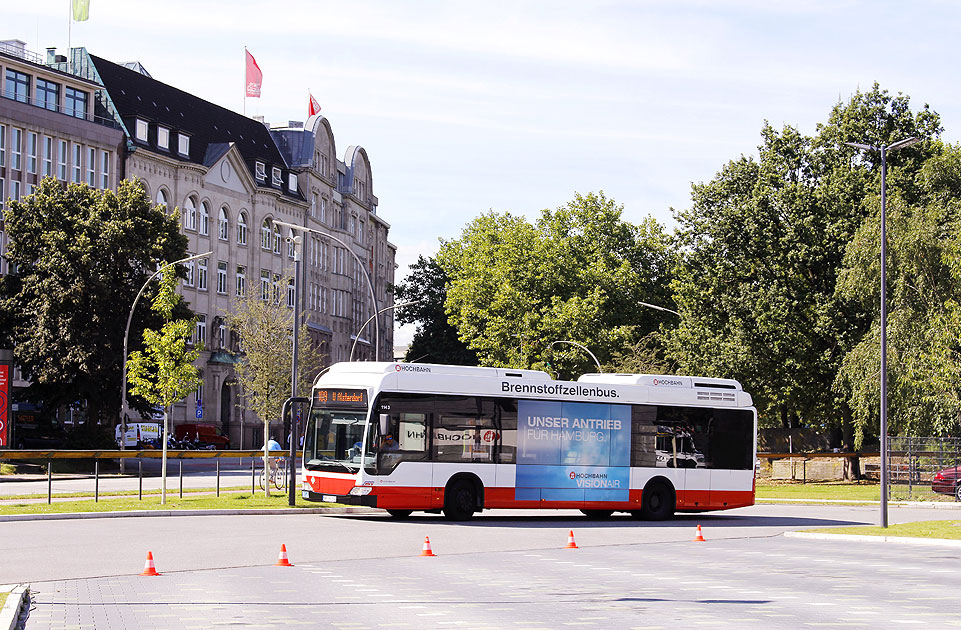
8,1,961,343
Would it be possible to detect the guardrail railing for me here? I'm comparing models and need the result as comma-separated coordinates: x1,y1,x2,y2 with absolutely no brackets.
0,450,300,504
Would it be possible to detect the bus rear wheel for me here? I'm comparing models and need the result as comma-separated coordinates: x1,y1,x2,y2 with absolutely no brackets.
386,509,413,519
443,480,476,521
580,509,614,519
640,481,675,521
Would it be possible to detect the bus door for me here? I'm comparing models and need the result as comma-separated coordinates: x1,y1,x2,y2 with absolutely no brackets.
430,396,498,493
368,394,431,505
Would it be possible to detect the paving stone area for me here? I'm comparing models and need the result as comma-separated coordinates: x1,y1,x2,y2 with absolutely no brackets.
22,534,961,629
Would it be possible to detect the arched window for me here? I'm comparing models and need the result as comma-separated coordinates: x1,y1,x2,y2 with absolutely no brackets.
261,218,272,250
199,201,210,236
238,212,248,245
182,196,197,231
272,224,282,254
218,207,229,241
156,188,168,208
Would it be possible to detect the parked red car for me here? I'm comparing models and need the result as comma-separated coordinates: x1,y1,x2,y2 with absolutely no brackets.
931,465,961,500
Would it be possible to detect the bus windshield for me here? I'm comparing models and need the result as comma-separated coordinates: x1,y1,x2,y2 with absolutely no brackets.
304,408,367,472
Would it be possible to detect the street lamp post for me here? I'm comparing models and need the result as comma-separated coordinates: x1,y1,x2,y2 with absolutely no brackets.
637,301,680,317
349,299,422,362
273,220,380,360
120,251,211,467
549,340,602,374
288,233,303,507
845,136,920,528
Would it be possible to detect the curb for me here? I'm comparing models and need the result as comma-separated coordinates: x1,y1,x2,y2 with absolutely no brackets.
0,584,27,630
785,531,961,548
0,506,382,522
760,498,961,508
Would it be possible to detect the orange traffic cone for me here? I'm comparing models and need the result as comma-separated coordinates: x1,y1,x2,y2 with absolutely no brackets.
421,536,436,557
565,530,578,549
140,551,160,576
275,544,293,567
693,524,706,542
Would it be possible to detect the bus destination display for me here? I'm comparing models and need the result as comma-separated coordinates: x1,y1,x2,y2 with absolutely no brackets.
314,388,368,408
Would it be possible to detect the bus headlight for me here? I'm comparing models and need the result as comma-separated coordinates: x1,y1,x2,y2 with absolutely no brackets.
349,486,373,496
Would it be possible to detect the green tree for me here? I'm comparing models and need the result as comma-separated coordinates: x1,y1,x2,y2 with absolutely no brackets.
665,84,940,455
394,255,477,365
835,144,961,444
0,178,188,427
126,271,201,504
438,192,674,379
225,278,324,495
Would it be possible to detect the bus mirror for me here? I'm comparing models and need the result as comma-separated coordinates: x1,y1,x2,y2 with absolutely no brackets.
379,414,389,436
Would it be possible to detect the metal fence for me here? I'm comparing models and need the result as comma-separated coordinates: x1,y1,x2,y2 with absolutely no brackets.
888,436,961,500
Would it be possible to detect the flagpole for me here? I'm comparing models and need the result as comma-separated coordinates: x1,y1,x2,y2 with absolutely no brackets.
67,0,72,66
243,46,247,116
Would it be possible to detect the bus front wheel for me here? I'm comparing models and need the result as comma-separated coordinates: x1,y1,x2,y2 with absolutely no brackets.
639,481,675,521
443,480,476,521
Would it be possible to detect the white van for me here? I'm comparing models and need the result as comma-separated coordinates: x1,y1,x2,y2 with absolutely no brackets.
115,423,161,448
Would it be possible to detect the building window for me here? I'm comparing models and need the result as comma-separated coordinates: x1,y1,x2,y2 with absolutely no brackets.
273,225,281,254
184,258,195,287
288,173,297,193
27,132,37,175
10,180,21,203
36,79,59,111
86,147,96,186
255,162,266,182
218,322,226,349
287,278,295,308
196,314,207,345
199,201,209,235
236,266,246,297
320,197,327,224
217,261,227,294
271,167,282,187
261,218,271,250
218,207,229,240
100,151,109,189
198,257,208,291
43,137,53,177
72,143,82,183
183,196,197,231
260,270,270,301
0,124,5,168
57,139,67,180
135,119,148,142
237,212,248,245
272,273,281,303
157,127,169,150
0,179,4,217
287,231,295,259
321,153,329,176
11,128,22,171
4,70,30,103
178,134,190,156
156,188,168,209
64,87,87,119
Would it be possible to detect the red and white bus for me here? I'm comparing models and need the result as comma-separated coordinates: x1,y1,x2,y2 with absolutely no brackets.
302,362,757,520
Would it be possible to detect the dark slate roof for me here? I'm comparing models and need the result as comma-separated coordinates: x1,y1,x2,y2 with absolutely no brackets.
89,54,304,201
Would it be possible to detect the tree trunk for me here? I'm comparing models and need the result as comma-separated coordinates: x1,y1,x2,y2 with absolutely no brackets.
263,420,270,498
841,405,861,481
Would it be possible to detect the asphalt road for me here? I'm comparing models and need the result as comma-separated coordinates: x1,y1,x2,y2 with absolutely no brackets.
5,504,961,628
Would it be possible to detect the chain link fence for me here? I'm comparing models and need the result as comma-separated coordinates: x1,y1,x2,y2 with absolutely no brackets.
888,436,961,501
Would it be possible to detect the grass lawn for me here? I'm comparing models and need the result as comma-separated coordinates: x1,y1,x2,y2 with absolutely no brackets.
756,479,956,503
813,520,961,539
0,492,338,516
0,486,252,501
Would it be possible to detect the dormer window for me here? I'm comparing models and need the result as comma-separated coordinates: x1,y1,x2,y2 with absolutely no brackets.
178,134,190,156
288,173,297,193
135,119,149,142
272,167,282,187
255,161,266,182
157,127,169,150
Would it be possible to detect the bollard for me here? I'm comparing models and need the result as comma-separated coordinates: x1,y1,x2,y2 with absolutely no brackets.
179,459,183,498
95,460,99,503
216,459,221,497
139,459,143,501
251,457,256,494
47,460,52,505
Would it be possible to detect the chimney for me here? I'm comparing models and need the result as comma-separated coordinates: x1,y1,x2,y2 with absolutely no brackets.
46,47,57,64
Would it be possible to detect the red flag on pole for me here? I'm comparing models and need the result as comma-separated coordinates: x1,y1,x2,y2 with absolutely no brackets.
308,92,321,117
245,49,263,98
